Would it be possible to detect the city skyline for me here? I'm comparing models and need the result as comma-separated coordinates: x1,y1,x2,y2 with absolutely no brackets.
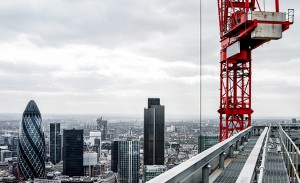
201,1,300,118
0,1,200,116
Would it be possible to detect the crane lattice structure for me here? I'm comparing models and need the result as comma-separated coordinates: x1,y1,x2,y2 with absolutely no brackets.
217,0,294,141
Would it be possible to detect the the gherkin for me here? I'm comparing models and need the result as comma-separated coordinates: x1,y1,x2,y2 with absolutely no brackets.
18,100,46,180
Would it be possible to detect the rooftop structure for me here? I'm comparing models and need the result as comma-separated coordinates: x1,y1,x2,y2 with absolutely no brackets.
147,124,300,183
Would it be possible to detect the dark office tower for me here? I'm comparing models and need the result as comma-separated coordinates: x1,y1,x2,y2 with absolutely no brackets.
50,123,62,164
148,98,160,108
96,117,107,140
63,129,84,177
144,98,165,165
111,141,119,172
18,100,46,180
118,140,140,183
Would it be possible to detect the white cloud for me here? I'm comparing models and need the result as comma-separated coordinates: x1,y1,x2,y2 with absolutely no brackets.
0,33,199,115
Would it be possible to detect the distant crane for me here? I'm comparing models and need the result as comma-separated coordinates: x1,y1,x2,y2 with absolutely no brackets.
217,0,294,141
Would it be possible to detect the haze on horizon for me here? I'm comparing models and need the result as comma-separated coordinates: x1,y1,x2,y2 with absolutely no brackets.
0,0,200,116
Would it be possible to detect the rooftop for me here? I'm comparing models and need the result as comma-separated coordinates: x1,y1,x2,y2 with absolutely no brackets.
147,124,299,183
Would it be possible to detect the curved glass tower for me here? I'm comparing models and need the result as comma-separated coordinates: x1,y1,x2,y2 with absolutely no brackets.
18,100,46,180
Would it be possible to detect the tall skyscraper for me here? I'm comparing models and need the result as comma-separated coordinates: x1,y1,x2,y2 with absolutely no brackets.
96,117,107,140
50,123,62,164
110,140,118,173
144,98,165,165
113,140,139,183
18,100,46,180
63,129,84,177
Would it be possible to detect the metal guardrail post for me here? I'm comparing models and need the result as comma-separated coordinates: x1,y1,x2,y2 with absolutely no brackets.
219,152,226,169
229,145,234,158
236,140,240,150
241,136,245,145
202,164,211,183
245,134,249,142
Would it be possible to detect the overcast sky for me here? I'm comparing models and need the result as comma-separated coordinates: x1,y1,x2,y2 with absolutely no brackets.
202,1,300,118
0,0,200,116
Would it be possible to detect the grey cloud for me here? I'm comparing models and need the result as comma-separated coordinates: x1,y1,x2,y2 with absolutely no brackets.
0,60,59,74
0,0,200,64
160,63,200,78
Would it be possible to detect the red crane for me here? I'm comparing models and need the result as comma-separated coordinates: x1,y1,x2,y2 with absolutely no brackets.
217,0,294,141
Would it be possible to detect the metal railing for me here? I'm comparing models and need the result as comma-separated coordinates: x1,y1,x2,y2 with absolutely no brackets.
279,124,300,183
288,9,295,23
236,127,269,183
257,124,271,183
147,127,253,183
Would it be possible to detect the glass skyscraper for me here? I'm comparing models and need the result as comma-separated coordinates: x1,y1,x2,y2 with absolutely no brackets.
50,123,62,164
118,140,140,183
144,98,165,165
18,100,46,180
63,129,84,176
111,140,119,173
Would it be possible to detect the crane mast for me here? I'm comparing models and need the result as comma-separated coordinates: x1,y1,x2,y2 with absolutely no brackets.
217,0,294,141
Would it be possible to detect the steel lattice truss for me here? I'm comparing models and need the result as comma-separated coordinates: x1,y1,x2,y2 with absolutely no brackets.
217,0,293,141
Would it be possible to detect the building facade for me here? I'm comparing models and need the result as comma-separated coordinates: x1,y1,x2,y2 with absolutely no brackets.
144,165,167,182
18,100,46,180
110,140,118,173
144,98,165,165
198,134,219,153
96,117,107,140
50,123,62,164
118,140,140,183
63,129,84,176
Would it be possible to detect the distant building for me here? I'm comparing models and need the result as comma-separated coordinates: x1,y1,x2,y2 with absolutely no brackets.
18,100,46,180
0,150,12,162
128,127,133,136
83,152,97,176
96,117,107,140
112,140,140,183
50,123,62,164
114,128,119,139
144,165,167,182
87,131,101,162
198,134,219,153
88,132,101,146
292,118,297,123
63,129,84,176
170,142,180,152
110,141,118,173
144,98,165,165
